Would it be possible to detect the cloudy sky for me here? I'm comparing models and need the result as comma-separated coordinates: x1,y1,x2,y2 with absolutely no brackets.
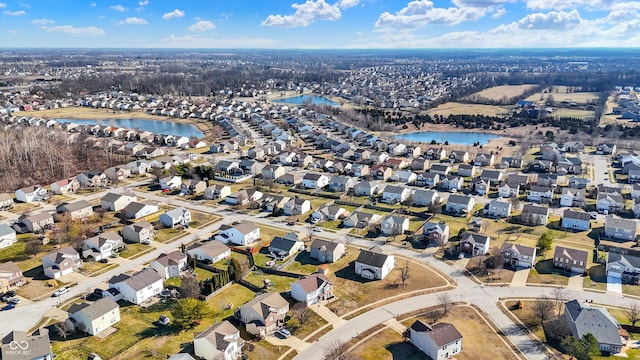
0,0,639,48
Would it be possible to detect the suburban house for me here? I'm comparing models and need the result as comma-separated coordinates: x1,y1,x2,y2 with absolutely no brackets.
354,246,395,280
418,172,440,188
20,212,54,233
380,215,410,236
108,268,164,305
0,261,25,293
159,176,182,190
283,198,312,216
309,238,346,263
77,170,107,187
425,147,446,161
181,180,207,195
269,233,304,257
160,207,192,228
501,243,537,268
122,221,155,244
422,221,450,246
520,204,550,226
409,320,463,360
527,185,553,203
457,164,476,177
413,189,439,207
311,205,348,222
564,300,626,354
560,188,585,207
0,193,13,209
448,150,469,163
442,175,464,191
596,143,617,155
1,329,53,360
15,185,47,203
445,194,475,215
186,241,231,264
67,297,121,336
342,211,381,229
329,175,357,192
474,153,495,166
261,194,290,213
498,182,519,198
81,231,126,261
382,185,411,204
291,273,334,305
55,200,94,221
597,193,625,213
430,163,451,176
50,178,79,195
126,160,151,174
354,181,380,197
607,252,640,284
150,250,188,279
262,164,286,180
302,173,330,189
480,169,503,185
104,166,132,181
204,184,232,200
0,224,17,249
561,210,591,231
604,215,637,241
459,233,491,256
392,169,417,184
554,246,588,274
225,189,264,206
485,199,512,218
471,178,489,196
194,321,243,360
235,292,289,337
371,165,393,180
215,221,261,246
100,192,137,211
42,247,83,279
121,201,159,220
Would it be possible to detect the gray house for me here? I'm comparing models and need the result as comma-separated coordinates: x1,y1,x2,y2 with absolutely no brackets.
561,210,591,231
309,239,346,263
564,300,626,354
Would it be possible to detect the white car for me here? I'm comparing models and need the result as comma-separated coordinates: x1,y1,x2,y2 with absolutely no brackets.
312,227,322,232
52,287,70,297
8,297,20,304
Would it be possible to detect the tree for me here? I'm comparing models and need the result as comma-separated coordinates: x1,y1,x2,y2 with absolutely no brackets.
228,258,245,281
536,232,553,255
291,302,312,325
324,340,355,360
428,202,441,215
170,298,214,330
399,260,410,286
54,321,71,340
561,333,600,360
625,302,640,327
95,207,107,221
25,238,42,257
531,297,555,326
437,293,453,317
509,195,521,211
551,287,568,317
179,274,201,299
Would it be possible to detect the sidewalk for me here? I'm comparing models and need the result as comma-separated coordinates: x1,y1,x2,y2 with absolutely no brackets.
311,303,347,328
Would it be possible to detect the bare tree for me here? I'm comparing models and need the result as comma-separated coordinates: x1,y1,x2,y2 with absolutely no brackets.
400,259,410,286
54,321,71,340
509,195,521,211
292,302,312,324
324,340,354,360
95,207,107,221
437,293,453,317
531,297,555,326
25,238,42,257
551,287,568,316
625,302,640,327
180,274,201,299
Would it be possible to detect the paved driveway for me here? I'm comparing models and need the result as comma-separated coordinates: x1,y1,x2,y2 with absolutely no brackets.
511,268,530,287
567,275,583,291
265,334,311,353
607,275,622,293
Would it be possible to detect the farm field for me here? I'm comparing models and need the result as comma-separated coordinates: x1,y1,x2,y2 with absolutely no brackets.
424,102,509,117
525,86,603,105
465,84,538,102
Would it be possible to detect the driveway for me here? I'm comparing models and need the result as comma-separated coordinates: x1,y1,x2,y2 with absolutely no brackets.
607,275,622,293
511,268,530,287
567,275,584,291
265,334,311,353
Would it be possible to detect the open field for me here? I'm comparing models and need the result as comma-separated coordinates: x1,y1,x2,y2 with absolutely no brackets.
424,102,509,117
465,84,537,102
20,107,169,121
549,108,596,119
525,87,603,105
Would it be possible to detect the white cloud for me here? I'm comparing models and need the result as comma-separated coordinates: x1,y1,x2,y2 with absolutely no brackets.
31,18,55,27
526,0,613,11
162,9,184,20
374,0,487,29
492,6,506,18
452,0,513,6
45,25,105,36
4,10,26,16
516,10,582,30
262,0,349,28
118,17,147,25
0,3,6,8
138,0,148,5
110,5,127,12
188,20,215,32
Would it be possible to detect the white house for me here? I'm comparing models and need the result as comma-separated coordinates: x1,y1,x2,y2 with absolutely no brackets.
380,215,410,236
122,201,159,220
381,185,411,204
15,185,47,203
283,198,311,216
215,221,261,246
302,173,330,189
194,321,243,360
268,233,304,257
204,184,232,200
108,268,164,305
67,297,120,336
150,250,188,279
81,231,126,261
485,199,512,218
459,233,490,256
122,221,155,244
409,321,463,360
0,224,17,249
501,243,537,268
160,176,182,190
160,207,192,228
604,215,637,241
354,247,395,280
290,273,334,305
100,192,137,212
42,247,83,279
561,210,591,231
187,241,231,264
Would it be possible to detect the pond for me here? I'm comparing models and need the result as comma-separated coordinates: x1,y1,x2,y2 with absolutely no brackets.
272,94,339,107
394,131,501,145
56,118,203,138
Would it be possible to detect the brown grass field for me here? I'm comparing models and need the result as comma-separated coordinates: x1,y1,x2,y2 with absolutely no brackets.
465,84,537,101
424,102,509,117
525,86,603,105
549,108,596,119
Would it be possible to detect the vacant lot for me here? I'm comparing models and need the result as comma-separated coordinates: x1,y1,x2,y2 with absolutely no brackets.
425,102,509,117
466,84,537,102
525,87,603,105
20,107,171,121
549,108,596,119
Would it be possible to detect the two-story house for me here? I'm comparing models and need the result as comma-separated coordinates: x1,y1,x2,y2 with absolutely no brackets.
355,247,395,280
561,210,591,231
42,247,83,279
309,239,346,263
194,321,243,360
235,292,289,337
422,221,450,246
604,215,637,241
150,250,188,279
459,233,490,256
501,243,536,268
554,246,588,274
122,221,155,244
409,321,463,360
291,273,334,306
108,268,164,305
82,231,126,261
67,297,120,336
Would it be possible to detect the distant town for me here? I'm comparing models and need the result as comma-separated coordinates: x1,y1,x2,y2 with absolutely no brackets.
1,49,640,360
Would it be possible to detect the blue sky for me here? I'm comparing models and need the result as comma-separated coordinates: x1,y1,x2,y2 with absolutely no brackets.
1,0,639,48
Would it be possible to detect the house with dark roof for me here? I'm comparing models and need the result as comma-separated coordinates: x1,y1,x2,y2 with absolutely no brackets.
121,201,159,220
604,215,637,241
67,297,120,336
520,204,550,226
381,185,411,204
100,191,136,212
501,243,536,268
108,268,163,305
445,194,475,215
485,199,512,218
291,273,334,305
380,215,409,236
283,197,311,216
194,320,243,360
409,320,463,360
354,246,395,280
309,239,346,263
457,163,476,177
607,251,640,284
151,250,188,279
597,193,625,213
413,189,439,207
234,292,289,337
561,210,591,231
554,246,588,274
564,300,626,354
422,221,450,246
459,233,490,256
268,233,304,257
302,173,329,189
342,211,381,229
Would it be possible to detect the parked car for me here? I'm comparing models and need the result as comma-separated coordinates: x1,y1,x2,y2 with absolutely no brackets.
1,303,15,311
52,286,70,297
98,258,109,264
158,315,170,326
8,297,20,304
277,328,291,338
589,211,598,219
312,227,322,232
1,290,16,302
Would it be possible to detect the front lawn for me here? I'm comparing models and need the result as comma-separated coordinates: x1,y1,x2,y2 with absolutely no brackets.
244,271,296,293
526,259,569,286
583,264,607,291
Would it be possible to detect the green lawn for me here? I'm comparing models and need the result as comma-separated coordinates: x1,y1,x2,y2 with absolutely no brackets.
118,243,151,259
526,259,569,286
244,272,296,293
583,264,607,291
155,228,187,243
206,283,256,320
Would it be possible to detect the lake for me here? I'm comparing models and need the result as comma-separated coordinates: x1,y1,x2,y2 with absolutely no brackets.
394,131,501,145
55,118,204,138
272,94,339,107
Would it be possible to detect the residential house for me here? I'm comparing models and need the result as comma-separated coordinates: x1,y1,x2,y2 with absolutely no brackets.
234,292,289,337
0,193,13,210
354,246,395,280
291,273,334,305
498,182,520,198
479,169,503,185
122,201,159,220
457,164,476,177
442,175,464,192
425,148,446,161
309,239,346,263
604,215,637,241
261,194,290,213
108,268,164,305
329,175,357,193
473,153,495,166
430,164,451,176
81,231,125,261
342,211,381,229
568,176,589,189
55,200,93,221
411,158,430,172
215,221,260,246
554,246,588,274
269,233,304,257
537,173,559,187
194,321,243,360
160,207,192,228
42,247,83,279
597,193,625,213
181,180,207,195
459,233,491,256
521,204,550,226
564,300,626,354
187,241,231,264
100,191,136,212
371,165,393,180
15,185,47,203
445,194,475,215
20,212,54,233
380,215,409,236
311,205,348,222
0,224,17,249
1,329,53,360
351,163,370,178
607,252,640,284
104,166,132,181
283,198,311,216
527,185,553,203
409,321,463,360
370,151,390,164
413,189,439,207
0,261,25,293
204,184,232,200
596,143,617,155
126,160,151,174
560,188,585,207
302,173,329,189
160,176,182,191
422,221,450,246
561,210,591,231
225,189,264,206
499,157,524,169
501,243,536,268
563,141,585,153
150,250,188,279
77,170,106,188
392,169,417,184
471,178,488,196
485,199,512,218
381,185,411,204
448,150,469,163
262,165,286,180
354,181,379,197
50,178,79,195
418,172,440,188
122,221,155,243
67,297,120,336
